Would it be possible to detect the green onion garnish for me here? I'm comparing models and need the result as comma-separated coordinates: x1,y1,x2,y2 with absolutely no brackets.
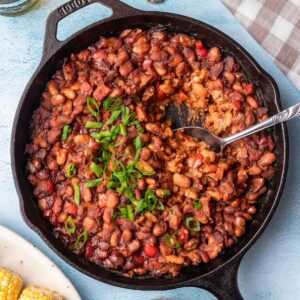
164,234,181,249
185,216,201,232
119,123,127,136
74,230,89,250
127,205,134,221
135,190,160,214
121,106,136,125
62,125,72,141
106,109,122,125
85,121,103,129
90,162,102,178
65,163,76,178
131,120,144,133
65,216,76,234
84,178,102,188
103,97,123,111
87,97,99,117
134,135,142,161
194,201,202,210
73,184,81,205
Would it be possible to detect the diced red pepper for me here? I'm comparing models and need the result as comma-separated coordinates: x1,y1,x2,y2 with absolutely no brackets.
144,243,158,258
102,109,110,121
134,255,144,266
195,40,204,50
64,202,78,215
193,153,203,168
85,244,96,258
157,90,167,101
44,179,55,194
196,47,208,58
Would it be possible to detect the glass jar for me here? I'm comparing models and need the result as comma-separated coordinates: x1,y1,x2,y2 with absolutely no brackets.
0,0,38,15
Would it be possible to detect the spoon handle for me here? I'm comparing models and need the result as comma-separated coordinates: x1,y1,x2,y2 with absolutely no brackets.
222,103,300,145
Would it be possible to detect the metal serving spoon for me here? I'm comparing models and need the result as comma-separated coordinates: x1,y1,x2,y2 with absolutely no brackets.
177,103,300,152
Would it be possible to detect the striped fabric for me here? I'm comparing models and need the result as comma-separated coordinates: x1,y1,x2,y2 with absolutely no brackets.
222,0,300,91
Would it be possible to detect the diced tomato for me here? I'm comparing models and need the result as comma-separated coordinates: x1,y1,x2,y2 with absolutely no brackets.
101,109,110,121
195,40,204,50
178,228,189,244
267,137,275,151
64,202,78,215
259,136,275,151
157,90,167,101
193,153,203,168
196,47,208,58
85,244,96,258
144,243,158,258
134,255,144,266
232,99,243,111
88,139,100,153
44,179,55,194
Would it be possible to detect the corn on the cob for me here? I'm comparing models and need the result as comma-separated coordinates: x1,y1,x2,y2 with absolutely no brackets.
19,286,63,300
0,267,23,300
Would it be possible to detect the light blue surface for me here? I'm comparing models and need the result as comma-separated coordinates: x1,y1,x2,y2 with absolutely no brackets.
0,1,300,299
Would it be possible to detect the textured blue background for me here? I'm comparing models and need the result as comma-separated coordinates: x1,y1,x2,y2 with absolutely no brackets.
0,1,300,299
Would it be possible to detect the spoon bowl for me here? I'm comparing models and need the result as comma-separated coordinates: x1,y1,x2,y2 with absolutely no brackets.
176,102,300,151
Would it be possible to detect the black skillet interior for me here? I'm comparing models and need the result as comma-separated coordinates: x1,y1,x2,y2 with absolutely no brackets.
11,0,288,298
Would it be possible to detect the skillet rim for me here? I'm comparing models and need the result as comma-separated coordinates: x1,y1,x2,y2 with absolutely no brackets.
11,9,289,291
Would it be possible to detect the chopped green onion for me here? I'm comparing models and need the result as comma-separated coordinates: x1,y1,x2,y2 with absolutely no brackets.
135,190,160,214
122,106,136,125
103,97,123,111
73,184,81,205
161,189,171,196
194,200,202,210
134,135,142,161
127,205,134,221
65,163,76,178
106,109,122,125
156,200,164,211
87,97,99,117
65,216,76,234
119,123,127,136
62,125,72,141
164,234,181,249
130,121,144,133
185,216,201,232
84,178,102,188
90,162,102,177
85,121,103,129
74,230,89,250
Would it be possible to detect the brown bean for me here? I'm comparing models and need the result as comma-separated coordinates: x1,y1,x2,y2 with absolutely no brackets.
127,239,141,254
48,80,59,96
159,242,173,256
61,88,76,100
153,223,166,237
208,47,221,62
51,94,65,106
137,178,146,190
56,149,68,165
234,216,246,227
258,152,276,167
119,61,133,77
120,229,132,243
173,173,191,188
110,230,120,247
103,207,114,224
83,217,97,232
165,255,184,264
106,190,119,208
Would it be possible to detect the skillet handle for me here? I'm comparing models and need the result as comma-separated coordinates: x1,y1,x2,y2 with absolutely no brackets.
43,0,140,58
189,256,244,300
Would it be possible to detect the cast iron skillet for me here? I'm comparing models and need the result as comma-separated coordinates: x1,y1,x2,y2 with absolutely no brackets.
11,0,288,299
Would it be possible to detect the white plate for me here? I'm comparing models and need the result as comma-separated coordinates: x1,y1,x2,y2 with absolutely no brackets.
0,225,81,300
